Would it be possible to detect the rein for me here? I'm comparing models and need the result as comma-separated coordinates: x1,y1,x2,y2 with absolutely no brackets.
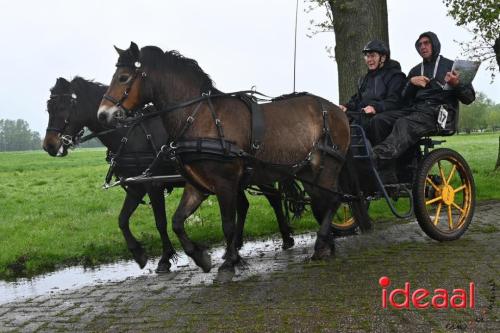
122,89,273,123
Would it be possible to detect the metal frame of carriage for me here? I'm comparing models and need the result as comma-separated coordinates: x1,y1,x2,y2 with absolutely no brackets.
331,111,476,241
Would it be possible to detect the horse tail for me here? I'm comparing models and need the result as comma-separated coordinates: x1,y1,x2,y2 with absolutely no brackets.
279,178,307,220
338,148,373,232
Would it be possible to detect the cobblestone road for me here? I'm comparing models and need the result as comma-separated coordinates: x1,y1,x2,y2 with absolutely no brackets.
1,201,499,332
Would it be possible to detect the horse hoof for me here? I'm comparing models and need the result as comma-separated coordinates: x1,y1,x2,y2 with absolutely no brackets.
132,249,148,269
282,237,295,250
155,261,171,273
218,261,235,273
214,269,235,283
193,250,212,273
311,247,333,261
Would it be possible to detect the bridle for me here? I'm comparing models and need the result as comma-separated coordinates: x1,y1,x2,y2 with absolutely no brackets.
46,92,84,149
102,61,147,120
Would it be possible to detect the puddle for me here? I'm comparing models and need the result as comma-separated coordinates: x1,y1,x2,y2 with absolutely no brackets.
0,232,318,305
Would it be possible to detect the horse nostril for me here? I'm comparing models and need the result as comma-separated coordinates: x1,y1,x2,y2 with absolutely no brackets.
98,112,107,123
112,109,124,120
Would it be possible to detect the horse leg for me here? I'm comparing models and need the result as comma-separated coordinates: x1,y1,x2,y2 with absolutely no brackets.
217,187,240,273
118,190,148,268
171,184,211,272
148,186,176,273
309,196,341,260
233,189,249,251
302,153,344,260
259,184,294,250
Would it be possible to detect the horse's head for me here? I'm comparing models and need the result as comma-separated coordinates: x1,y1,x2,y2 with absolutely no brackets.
43,78,84,156
97,42,148,127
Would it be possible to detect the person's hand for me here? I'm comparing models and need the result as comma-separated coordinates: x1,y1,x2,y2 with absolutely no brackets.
445,70,460,87
339,105,347,112
362,105,376,114
410,75,430,88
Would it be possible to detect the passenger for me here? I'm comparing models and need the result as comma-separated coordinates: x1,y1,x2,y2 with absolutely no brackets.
372,31,476,183
339,40,407,145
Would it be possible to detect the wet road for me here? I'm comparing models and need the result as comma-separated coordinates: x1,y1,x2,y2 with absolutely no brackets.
0,201,499,332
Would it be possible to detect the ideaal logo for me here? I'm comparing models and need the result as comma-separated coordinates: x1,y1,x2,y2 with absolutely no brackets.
379,276,475,309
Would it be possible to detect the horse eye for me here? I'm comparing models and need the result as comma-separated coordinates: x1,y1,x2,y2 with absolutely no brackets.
118,74,130,83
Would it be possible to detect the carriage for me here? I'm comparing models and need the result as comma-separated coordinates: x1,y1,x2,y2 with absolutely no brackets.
330,112,475,241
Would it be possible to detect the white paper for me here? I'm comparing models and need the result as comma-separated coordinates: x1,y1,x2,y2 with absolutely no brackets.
443,59,481,90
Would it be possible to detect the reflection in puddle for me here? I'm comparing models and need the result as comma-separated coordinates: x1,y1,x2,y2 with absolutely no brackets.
0,233,317,304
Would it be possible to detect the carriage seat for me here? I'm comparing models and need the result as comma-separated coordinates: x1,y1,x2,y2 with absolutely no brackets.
417,106,459,150
421,105,458,138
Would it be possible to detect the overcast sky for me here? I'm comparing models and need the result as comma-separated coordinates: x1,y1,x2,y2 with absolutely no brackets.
0,0,498,135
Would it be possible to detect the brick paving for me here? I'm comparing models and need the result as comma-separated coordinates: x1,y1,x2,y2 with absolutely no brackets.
1,201,498,332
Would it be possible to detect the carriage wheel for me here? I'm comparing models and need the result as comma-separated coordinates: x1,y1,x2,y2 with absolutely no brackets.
331,201,371,236
413,148,475,241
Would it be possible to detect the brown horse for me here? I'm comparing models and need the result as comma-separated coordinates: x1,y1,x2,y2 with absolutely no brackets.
98,42,369,272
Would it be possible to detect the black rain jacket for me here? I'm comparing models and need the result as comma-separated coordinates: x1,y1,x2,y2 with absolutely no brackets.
344,59,406,114
402,31,476,113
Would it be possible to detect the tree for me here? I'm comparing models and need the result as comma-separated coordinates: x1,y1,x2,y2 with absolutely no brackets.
443,0,500,79
307,0,388,103
0,119,42,152
495,136,500,170
486,105,500,132
458,92,492,133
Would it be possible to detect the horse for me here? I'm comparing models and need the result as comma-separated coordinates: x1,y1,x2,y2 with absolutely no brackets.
43,76,295,272
97,42,370,273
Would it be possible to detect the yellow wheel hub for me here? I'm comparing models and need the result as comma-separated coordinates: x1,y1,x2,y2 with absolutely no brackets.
440,184,455,205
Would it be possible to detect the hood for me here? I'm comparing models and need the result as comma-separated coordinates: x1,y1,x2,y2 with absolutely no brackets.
367,59,401,74
384,59,402,71
415,31,441,61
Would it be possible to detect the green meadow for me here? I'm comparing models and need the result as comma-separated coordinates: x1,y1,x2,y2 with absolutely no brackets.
0,133,499,280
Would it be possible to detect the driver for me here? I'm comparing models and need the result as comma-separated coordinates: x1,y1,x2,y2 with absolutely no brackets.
339,39,407,146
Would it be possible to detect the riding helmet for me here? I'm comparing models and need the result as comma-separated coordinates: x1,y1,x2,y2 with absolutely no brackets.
362,40,390,58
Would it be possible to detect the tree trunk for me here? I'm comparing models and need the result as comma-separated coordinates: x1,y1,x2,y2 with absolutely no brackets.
495,136,500,171
327,0,389,104
493,36,500,70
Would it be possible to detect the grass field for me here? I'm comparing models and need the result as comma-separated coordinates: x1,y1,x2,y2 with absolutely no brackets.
0,133,499,280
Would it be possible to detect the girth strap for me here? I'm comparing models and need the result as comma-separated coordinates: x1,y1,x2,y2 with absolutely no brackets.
174,138,246,159
251,100,265,151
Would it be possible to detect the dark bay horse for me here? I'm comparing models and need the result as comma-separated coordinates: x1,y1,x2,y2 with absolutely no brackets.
43,76,294,272
97,42,369,272
43,76,178,272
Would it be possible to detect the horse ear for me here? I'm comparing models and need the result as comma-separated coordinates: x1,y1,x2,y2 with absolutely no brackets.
114,45,124,55
130,42,140,59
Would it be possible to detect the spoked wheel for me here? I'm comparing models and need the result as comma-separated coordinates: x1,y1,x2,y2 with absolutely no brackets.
413,148,475,241
331,201,371,236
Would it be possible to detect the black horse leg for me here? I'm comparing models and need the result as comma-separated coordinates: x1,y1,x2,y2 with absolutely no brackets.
309,193,341,260
118,189,148,268
217,187,240,273
171,184,211,272
232,189,249,251
148,186,176,273
259,184,295,250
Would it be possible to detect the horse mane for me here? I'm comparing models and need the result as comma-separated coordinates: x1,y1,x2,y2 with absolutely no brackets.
69,76,108,110
139,46,219,93
47,76,108,120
